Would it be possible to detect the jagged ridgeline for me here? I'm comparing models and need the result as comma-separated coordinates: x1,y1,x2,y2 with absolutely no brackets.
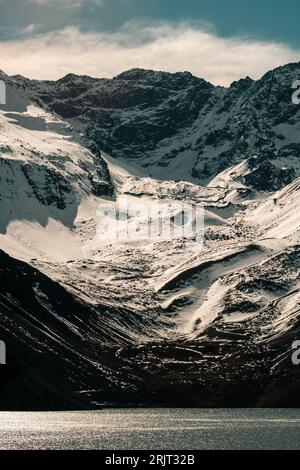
15,63,300,187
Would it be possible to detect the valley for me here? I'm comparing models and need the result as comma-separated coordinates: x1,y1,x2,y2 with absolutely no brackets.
0,65,299,408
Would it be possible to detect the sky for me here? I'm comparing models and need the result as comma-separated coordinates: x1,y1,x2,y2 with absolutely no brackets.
0,0,299,85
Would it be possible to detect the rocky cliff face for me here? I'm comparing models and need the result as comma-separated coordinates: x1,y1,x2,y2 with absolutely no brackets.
14,62,300,189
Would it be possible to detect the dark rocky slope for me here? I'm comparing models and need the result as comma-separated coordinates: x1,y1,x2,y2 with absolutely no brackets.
14,62,300,187
0,246,299,409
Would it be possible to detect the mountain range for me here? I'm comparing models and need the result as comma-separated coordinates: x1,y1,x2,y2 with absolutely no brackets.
0,63,299,409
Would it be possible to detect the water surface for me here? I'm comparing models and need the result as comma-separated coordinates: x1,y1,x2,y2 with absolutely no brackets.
0,408,299,450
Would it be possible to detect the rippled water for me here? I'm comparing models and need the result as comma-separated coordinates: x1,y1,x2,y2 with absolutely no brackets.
0,409,299,450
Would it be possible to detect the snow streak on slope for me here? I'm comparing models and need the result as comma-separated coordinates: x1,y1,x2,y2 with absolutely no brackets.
246,177,300,239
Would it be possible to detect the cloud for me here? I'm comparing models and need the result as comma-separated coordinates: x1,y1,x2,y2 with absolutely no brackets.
26,0,104,8
0,22,299,85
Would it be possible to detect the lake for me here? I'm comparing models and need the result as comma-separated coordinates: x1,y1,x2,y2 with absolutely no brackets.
0,408,299,450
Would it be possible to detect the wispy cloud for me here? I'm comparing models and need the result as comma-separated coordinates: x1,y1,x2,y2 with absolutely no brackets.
26,0,104,5
24,0,104,9
0,21,299,85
